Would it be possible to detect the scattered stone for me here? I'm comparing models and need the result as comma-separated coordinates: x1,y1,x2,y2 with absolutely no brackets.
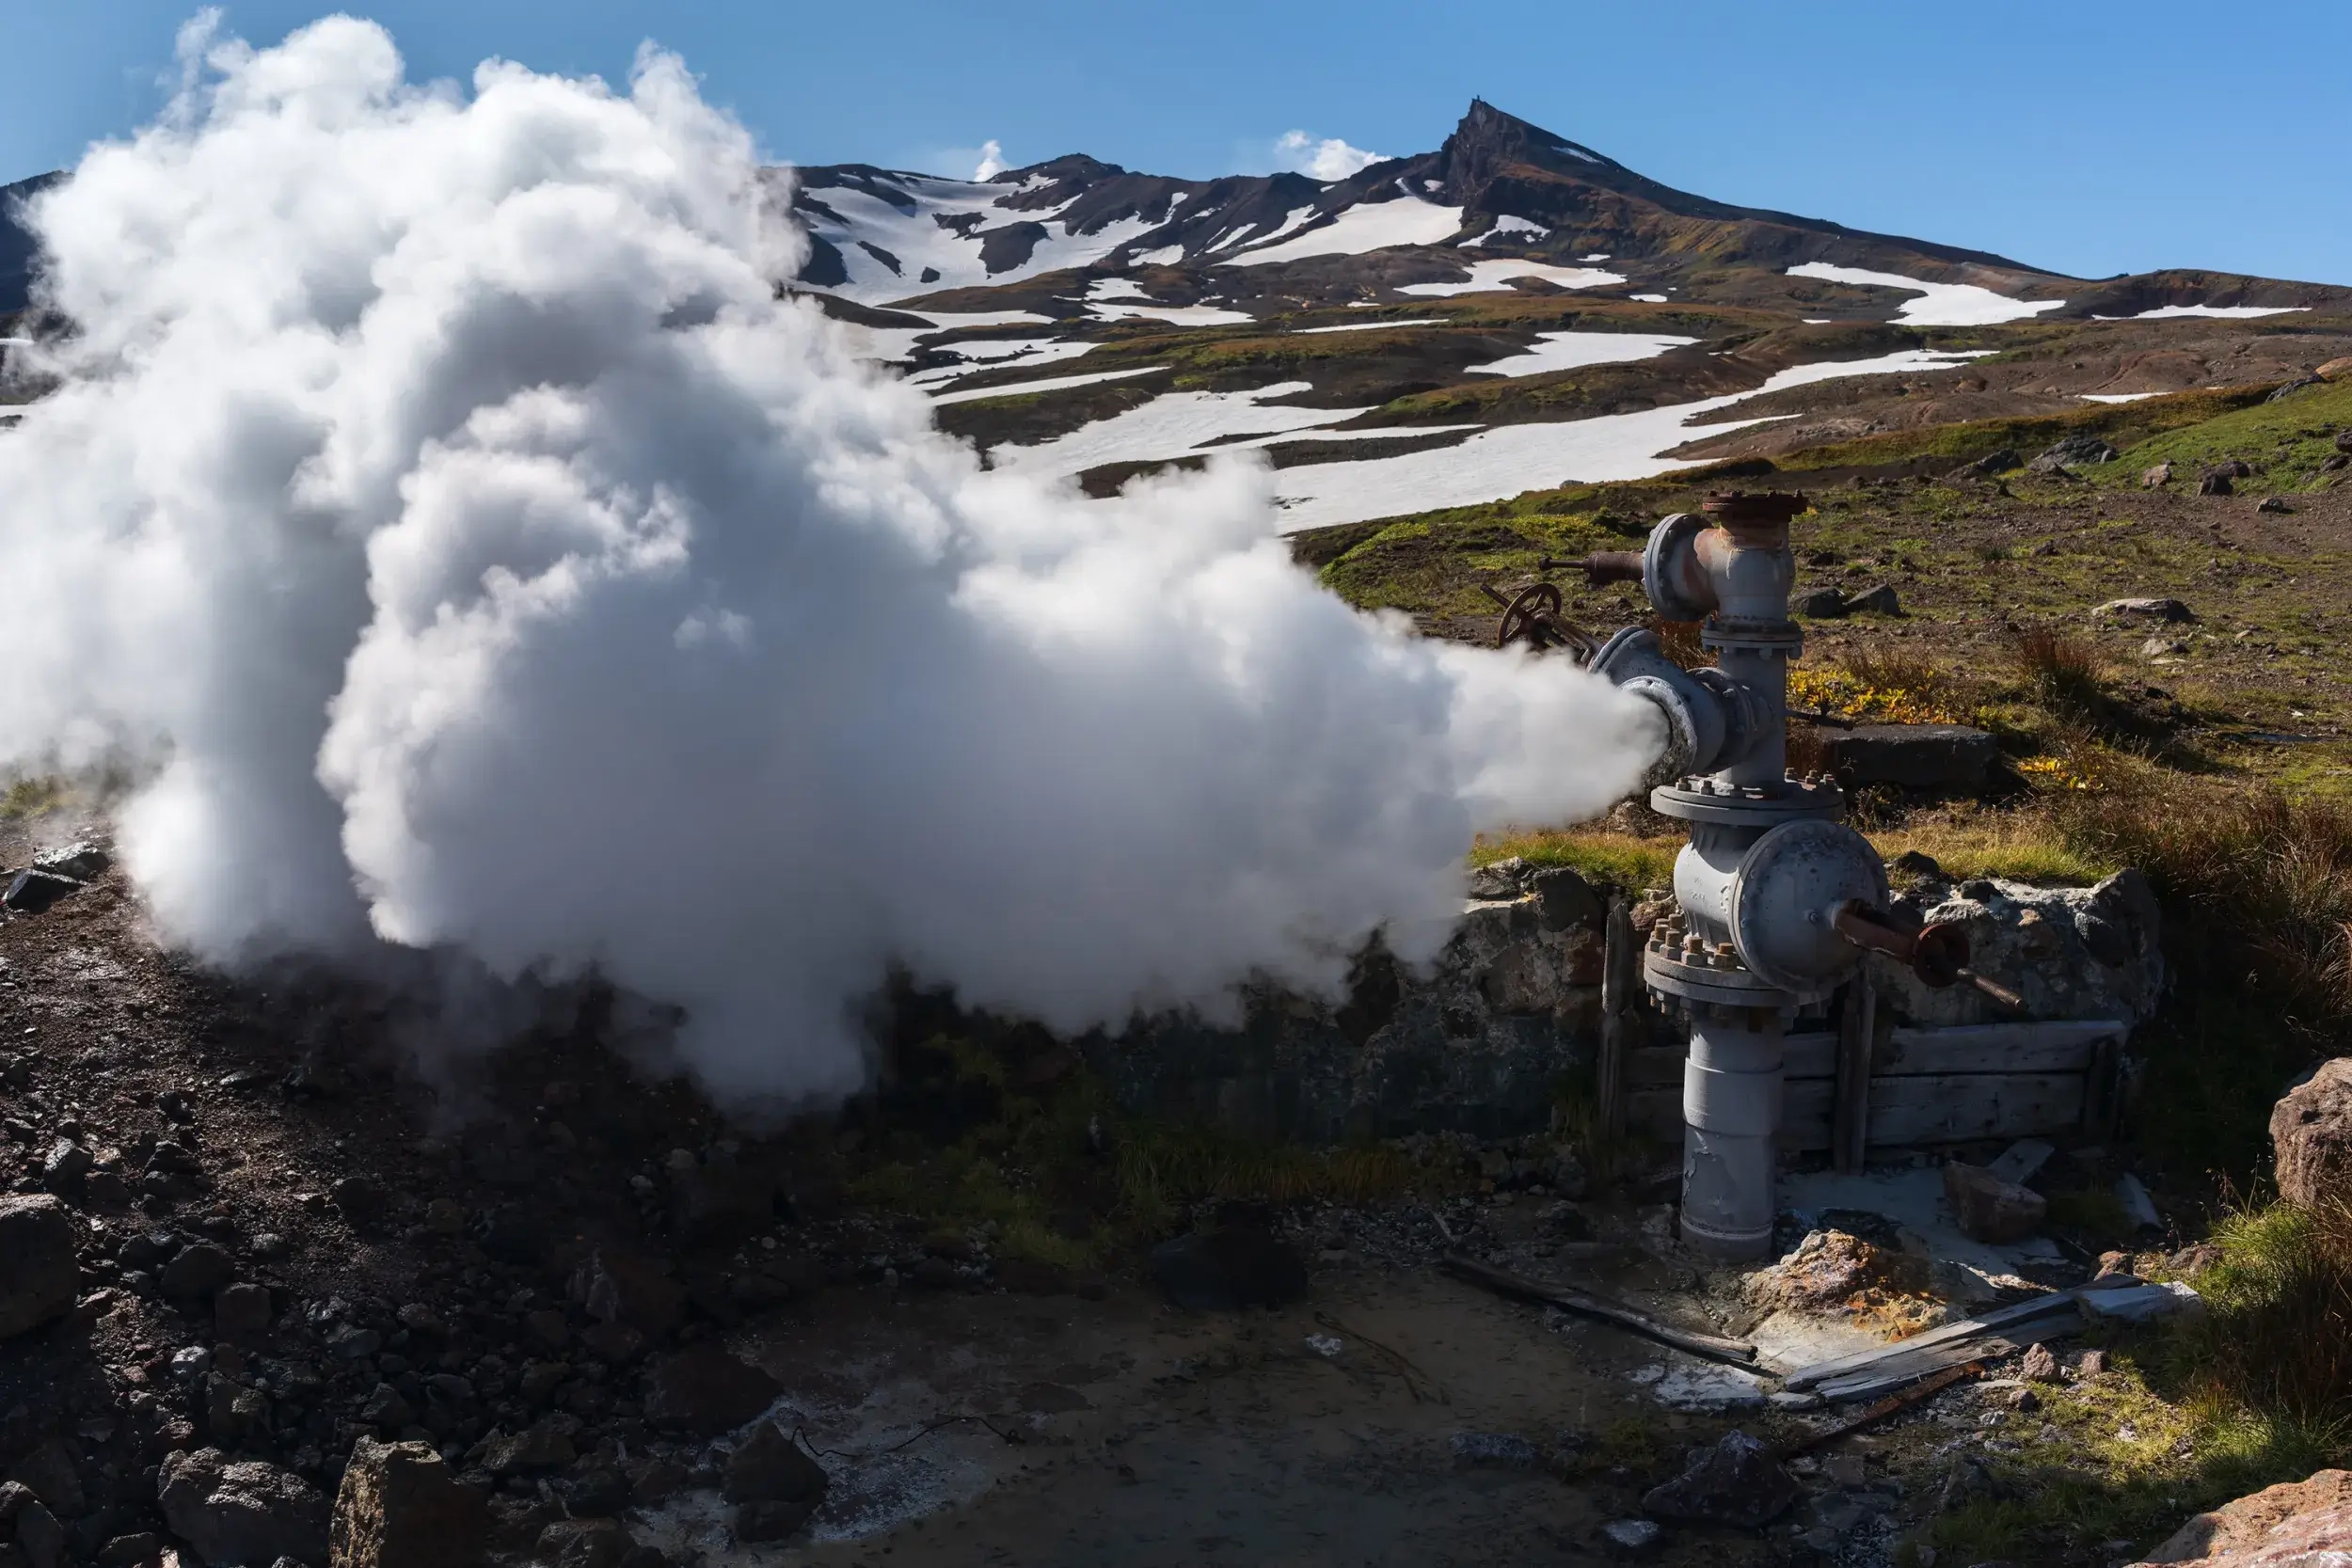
2078,1348,2109,1377
2141,462,2173,488
1640,1431,1798,1528
481,1419,577,1477
1598,1517,1662,1554
641,1346,784,1436
1791,587,1849,619
327,1436,487,1568
14,1500,65,1568
332,1177,387,1225
1820,724,1997,793
216,1282,273,1341
41,1139,91,1188
2339,427,2352,452
573,1247,687,1339
0,1195,80,1340
2199,472,2233,496
31,842,108,880
160,1242,236,1301
722,1425,830,1534
1745,1229,1930,1312
1845,582,1902,616
1,870,80,915
1148,1227,1309,1311
536,1518,629,1568
2142,636,2188,658
2020,1342,2060,1383
2256,496,2292,515
2030,436,2117,473
1466,858,1530,900
2130,1466,2352,1565
1966,448,2023,475
1942,1162,2047,1243
2318,359,2352,384
2093,597,2195,624
157,1448,331,1568
2271,1058,2352,1208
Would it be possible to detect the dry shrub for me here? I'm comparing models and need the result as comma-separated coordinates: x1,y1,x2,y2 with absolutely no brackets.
2053,768,2352,1023
2012,626,2106,718
2186,1197,2352,1430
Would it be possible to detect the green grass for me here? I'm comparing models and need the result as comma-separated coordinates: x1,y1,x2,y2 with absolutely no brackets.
2096,378,2352,495
1766,385,2272,473
1470,828,1677,893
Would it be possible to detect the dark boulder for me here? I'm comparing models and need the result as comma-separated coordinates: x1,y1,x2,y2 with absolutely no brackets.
1149,1227,1309,1311
0,1195,80,1340
157,1448,330,1567
1641,1430,1798,1528
1821,724,1997,793
641,1346,782,1436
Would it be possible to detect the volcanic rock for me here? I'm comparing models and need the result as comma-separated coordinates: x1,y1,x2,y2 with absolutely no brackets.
216,1282,274,1341
1,870,79,914
2094,596,2195,623
573,1247,686,1339
1744,1228,1930,1312
536,1518,629,1568
157,1448,331,1568
1640,1431,1798,1528
479,1420,576,1476
2272,1057,2352,1208
160,1242,236,1302
1149,1227,1309,1310
1845,582,1902,616
327,1436,487,1568
641,1346,782,1435
0,1195,80,1340
723,1423,829,1514
2131,1466,2352,1565
1943,1162,2047,1243
1791,587,1848,618
1820,724,1997,792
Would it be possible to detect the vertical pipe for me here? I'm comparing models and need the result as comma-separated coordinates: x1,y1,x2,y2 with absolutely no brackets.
1678,1009,1785,1259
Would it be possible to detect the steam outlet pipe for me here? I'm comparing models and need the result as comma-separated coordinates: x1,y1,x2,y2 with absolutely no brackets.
1580,493,1978,1260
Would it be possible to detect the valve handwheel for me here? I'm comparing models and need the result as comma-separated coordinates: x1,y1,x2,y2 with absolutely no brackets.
1495,582,1565,649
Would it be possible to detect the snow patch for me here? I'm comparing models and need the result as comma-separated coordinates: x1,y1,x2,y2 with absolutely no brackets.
927,365,1168,406
993,381,1368,475
1459,214,1551,248
903,339,1096,387
1291,320,1445,334
1222,199,1466,266
2092,304,2312,320
1397,260,1625,297
1786,262,2066,326
2077,392,2160,403
1465,330,1695,378
1628,293,1667,303
1128,245,1185,267
797,173,1162,304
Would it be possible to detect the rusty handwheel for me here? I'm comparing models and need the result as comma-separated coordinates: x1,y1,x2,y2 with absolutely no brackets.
1496,582,1565,649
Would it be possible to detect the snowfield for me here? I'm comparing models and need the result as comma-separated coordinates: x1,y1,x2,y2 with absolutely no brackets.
992,382,1371,473
2093,304,2312,321
1465,330,1696,378
796,172,1169,302
1460,214,1551,247
928,365,1168,405
1786,262,2066,326
1267,349,1993,531
1398,260,1627,297
1221,198,1466,265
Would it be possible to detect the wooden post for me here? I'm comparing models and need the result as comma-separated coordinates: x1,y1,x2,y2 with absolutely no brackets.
1832,974,1876,1172
1598,897,1635,1140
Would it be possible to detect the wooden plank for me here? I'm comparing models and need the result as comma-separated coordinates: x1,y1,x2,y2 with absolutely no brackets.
1877,1020,2126,1077
1784,1030,1836,1082
1627,1045,1685,1089
1785,1293,2086,1389
1597,898,1635,1140
1441,1254,1758,1366
1833,977,1876,1175
1866,1072,2087,1146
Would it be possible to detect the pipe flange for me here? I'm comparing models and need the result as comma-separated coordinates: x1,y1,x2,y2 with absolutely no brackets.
1642,513,1711,623
1728,819,1890,993
1643,948,1823,1007
1701,616,1804,654
1650,777,1844,825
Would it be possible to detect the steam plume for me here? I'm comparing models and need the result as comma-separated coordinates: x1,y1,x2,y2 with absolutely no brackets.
0,18,1660,1103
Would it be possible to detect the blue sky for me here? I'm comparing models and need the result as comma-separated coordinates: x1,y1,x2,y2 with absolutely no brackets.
4,1,2347,285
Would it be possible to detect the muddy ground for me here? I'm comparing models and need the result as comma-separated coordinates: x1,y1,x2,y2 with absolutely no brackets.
0,804,2137,1568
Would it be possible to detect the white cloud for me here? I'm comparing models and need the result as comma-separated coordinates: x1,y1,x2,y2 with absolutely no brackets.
1276,129,1385,182
971,138,1006,181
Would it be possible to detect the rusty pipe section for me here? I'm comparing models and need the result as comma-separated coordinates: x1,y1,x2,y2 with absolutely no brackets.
1831,903,2025,1008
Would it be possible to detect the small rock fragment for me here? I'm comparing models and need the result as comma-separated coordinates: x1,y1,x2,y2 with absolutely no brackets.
1942,1162,2047,1243
2020,1342,2060,1383
1640,1431,1798,1528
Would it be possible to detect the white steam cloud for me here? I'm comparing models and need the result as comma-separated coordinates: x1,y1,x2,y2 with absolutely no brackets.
0,19,1660,1104
1277,129,1386,182
971,138,1007,181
